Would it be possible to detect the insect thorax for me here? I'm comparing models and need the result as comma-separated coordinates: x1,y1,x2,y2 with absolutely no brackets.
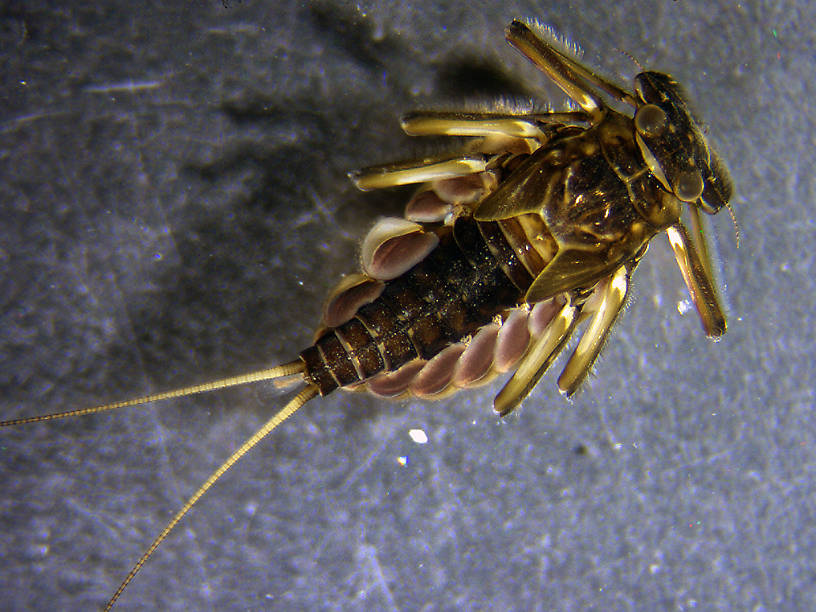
473,111,678,305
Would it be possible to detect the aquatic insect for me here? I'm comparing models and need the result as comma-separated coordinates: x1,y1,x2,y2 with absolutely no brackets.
1,19,732,609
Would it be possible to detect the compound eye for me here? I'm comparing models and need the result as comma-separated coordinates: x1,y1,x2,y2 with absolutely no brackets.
674,169,704,202
635,104,668,137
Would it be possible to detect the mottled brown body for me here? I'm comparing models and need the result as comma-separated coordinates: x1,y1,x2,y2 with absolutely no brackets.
300,110,677,397
301,216,528,395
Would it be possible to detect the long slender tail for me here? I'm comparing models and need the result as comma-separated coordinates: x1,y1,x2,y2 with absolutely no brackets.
0,359,305,427
104,383,319,611
0,357,319,609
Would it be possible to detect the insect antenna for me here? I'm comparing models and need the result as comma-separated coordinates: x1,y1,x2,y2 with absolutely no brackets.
725,200,740,248
104,383,319,610
614,46,644,73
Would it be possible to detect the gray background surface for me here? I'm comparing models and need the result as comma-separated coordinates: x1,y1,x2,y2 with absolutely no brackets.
1,1,813,610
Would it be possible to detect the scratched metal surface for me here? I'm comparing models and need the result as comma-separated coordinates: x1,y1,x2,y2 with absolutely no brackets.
1,1,813,610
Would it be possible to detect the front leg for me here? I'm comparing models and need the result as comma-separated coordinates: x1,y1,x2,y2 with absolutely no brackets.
505,20,638,120
666,220,727,338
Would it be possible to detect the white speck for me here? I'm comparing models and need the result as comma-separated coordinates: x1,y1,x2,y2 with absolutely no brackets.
245,502,257,516
613,442,623,451
676,299,692,315
649,563,660,574
408,428,428,444
397,456,407,466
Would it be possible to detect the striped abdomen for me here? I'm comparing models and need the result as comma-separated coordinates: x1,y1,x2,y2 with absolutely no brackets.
299,214,547,396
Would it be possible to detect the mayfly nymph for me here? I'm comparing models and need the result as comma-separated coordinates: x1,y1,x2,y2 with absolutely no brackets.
2,19,732,609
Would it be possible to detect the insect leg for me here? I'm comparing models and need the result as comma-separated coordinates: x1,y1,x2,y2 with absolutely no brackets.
400,110,588,139
666,221,727,338
349,153,489,191
505,21,637,118
493,301,578,416
557,265,631,396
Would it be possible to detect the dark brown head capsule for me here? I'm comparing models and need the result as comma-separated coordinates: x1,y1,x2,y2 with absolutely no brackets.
634,71,733,213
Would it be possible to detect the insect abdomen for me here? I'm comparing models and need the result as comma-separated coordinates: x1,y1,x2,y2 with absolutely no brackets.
300,215,541,395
